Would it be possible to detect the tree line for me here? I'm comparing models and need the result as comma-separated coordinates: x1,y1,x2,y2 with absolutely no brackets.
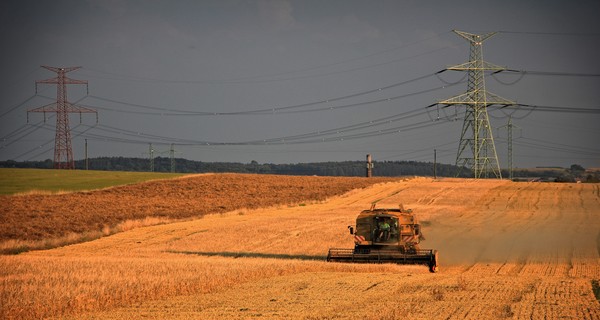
0,157,469,177
1,157,596,181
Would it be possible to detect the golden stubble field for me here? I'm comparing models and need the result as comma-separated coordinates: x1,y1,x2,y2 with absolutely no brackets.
1,176,599,319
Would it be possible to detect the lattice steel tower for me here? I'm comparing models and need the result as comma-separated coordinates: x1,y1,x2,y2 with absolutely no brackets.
437,30,514,178
28,66,97,169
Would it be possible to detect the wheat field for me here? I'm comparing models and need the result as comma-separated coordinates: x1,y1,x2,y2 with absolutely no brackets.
1,177,599,319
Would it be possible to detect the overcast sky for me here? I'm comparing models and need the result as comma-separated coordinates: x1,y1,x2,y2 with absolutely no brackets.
1,0,599,169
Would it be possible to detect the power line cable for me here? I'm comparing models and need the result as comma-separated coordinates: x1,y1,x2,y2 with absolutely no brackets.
79,31,455,84
63,100,596,155
19,122,99,161
243,45,458,83
5,67,43,91
76,68,596,119
490,71,526,85
1,121,53,149
263,119,444,145
435,70,468,85
526,118,598,135
74,130,151,146
511,104,600,114
79,117,448,147
22,124,86,161
254,107,456,144
1,123,35,141
378,140,456,161
512,138,599,156
12,126,61,160
513,140,599,157
71,94,466,148
84,71,446,116
72,104,446,147
519,136,600,155
498,30,600,36
83,80,461,117
497,69,600,78
0,95,38,119
488,106,536,120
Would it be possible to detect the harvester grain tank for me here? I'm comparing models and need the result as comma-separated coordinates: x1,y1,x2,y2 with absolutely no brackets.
327,204,439,273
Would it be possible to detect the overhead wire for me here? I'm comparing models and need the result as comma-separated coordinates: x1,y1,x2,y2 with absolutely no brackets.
1,123,36,141
488,105,536,120
378,140,456,161
435,70,468,85
82,79,462,117
73,129,152,146
22,124,84,161
497,69,600,78
526,117,599,135
79,31,456,84
69,101,451,147
18,122,100,161
82,70,447,116
0,94,39,119
502,134,600,159
518,136,599,155
5,66,43,92
490,71,526,85
76,116,449,147
12,124,65,160
261,109,432,143
61,96,597,157
409,148,457,163
510,104,600,114
1,120,54,149
266,119,448,145
429,101,599,116
513,140,599,157
498,30,600,37
250,45,457,83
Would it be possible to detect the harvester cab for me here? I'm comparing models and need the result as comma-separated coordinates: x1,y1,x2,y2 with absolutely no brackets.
328,204,439,273
352,206,421,250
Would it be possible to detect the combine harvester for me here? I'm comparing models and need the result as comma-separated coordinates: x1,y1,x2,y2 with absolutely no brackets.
327,204,439,273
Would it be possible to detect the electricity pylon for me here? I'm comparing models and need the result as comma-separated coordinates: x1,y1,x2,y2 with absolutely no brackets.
169,143,182,173
498,116,521,180
436,30,515,179
145,144,181,172
145,143,155,172
27,66,97,169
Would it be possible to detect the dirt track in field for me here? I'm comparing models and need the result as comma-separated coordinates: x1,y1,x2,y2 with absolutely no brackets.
2,177,599,319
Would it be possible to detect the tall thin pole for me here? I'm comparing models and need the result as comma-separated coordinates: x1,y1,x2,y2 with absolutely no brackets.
508,117,513,179
499,116,520,180
85,138,89,170
366,154,373,177
149,143,154,172
170,143,176,173
434,149,437,179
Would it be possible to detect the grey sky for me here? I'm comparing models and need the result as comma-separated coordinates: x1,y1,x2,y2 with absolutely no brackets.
1,0,599,169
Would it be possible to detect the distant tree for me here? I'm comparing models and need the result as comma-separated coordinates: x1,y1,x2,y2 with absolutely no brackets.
569,164,585,173
586,174,600,183
555,172,576,183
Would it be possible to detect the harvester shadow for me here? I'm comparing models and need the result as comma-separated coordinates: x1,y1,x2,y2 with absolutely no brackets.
167,250,327,261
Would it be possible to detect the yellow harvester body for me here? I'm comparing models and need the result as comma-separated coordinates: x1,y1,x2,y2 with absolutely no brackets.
327,205,439,273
